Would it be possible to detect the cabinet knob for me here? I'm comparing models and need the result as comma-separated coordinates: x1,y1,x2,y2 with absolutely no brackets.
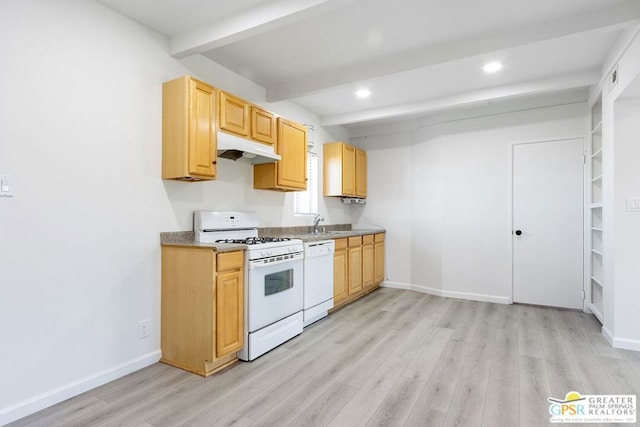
514,229,522,236
212,161,217,165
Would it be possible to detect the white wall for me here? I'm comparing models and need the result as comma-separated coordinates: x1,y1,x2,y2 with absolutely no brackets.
350,132,414,284
613,97,640,345
598,24,640,350
355,103,586,302
0,0,349,423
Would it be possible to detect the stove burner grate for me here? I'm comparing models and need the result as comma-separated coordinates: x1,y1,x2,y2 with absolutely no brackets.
215,237,292,245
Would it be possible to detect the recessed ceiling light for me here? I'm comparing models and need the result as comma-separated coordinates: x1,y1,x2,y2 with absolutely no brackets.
483,62,503,73
355,88,371,99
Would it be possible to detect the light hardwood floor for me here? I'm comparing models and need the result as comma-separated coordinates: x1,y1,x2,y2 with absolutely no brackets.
10,288,640,427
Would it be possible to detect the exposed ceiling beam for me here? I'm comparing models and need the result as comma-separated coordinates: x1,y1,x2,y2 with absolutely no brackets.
267,0,640,101
169,0,358,58
320,69,600,126
347,89,589,139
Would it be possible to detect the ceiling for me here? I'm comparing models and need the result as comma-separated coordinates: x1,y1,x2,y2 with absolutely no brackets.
97,0,640,131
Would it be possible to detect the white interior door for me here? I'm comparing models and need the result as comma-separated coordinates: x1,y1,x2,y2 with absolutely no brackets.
512,138,584,309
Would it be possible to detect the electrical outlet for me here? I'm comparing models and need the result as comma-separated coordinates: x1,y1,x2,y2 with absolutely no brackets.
138,320,150,339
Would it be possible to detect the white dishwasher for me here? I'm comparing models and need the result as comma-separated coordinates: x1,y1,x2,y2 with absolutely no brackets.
303,240,335,327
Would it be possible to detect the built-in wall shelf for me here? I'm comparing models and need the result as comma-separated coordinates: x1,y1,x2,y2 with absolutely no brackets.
589,94,604,323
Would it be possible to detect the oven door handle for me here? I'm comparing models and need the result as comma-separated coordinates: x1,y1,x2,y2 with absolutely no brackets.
249,255,302,270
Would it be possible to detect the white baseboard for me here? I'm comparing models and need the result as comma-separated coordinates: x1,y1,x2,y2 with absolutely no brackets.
611,337,640,352
382,281,511,305
382,281,413,291
0,350,161,426
602,325,640,351
602,325,614,346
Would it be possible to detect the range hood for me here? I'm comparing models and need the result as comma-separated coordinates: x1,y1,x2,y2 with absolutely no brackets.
217,132,281,164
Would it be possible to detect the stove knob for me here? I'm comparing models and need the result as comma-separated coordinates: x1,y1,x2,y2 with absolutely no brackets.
268,250,273,256
261,250,268,258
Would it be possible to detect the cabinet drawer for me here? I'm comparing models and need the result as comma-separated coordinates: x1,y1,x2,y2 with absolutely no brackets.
334,238,348,250
375,233,385,243
217,251,243,272
348,236,362,248
362,234,374,245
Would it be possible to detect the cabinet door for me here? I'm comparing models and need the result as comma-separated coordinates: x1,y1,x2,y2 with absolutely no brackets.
216,270,244,358
374,241,385,284
348,246,362,295
251,106,276,145
277,118,307,190
342,144,356,196
219,91,249,136
189,79,217,178
333,249,348,305
362,241,374,289
355,148,367,198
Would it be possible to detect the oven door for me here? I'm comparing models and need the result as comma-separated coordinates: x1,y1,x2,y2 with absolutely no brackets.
248,255,303,332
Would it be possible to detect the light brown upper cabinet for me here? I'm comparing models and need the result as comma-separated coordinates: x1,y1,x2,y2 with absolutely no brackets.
162,76,217,181
254,118,307,191
355,148,367,198
250,106,276,145
219,91,249,137
323,141,367,198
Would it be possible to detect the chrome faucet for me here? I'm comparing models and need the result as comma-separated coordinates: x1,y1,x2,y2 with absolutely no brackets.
312,214,325,234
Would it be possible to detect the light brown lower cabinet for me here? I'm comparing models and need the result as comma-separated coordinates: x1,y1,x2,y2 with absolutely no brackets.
332,233,385,311
333,238,348,307
161,247,244,377
215,252,244,358
362,234,375,290
374,233,385,284
348,236,363,295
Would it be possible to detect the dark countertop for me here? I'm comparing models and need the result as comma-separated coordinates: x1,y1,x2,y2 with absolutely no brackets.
277,228,386,242
160,231,246,252
160,227,386,249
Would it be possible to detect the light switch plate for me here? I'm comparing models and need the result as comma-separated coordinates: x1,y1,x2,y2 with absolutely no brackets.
0,175,13,197
626,197,640,211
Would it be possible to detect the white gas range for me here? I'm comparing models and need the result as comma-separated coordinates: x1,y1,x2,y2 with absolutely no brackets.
194,211,304,361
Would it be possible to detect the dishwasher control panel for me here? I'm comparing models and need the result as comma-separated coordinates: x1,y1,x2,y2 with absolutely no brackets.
304,240,335,257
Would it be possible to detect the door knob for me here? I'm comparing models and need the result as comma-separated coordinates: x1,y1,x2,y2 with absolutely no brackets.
515,230,522,236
